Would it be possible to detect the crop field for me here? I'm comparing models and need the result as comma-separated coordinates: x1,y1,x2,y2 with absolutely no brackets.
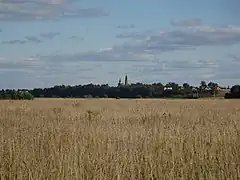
0,99,240,180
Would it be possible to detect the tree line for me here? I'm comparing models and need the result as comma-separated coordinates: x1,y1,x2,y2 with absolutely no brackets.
29,81,217,99
0,80,239,100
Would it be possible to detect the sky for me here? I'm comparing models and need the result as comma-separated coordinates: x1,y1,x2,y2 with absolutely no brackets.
0,0,240,89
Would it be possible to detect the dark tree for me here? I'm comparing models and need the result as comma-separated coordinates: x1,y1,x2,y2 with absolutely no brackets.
199,81,207,92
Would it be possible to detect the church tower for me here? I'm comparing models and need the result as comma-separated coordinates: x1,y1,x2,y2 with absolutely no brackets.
124,74,128,85
118,78,122,87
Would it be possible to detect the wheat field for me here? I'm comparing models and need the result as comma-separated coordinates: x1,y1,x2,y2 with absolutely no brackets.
0,98,240,180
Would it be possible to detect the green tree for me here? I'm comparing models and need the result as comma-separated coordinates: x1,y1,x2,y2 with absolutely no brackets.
208,82,218,90
208,82,218,96
183,83,190,89
182,83,192,96
230,85,240,93
22,91,34,100
199,81,207,92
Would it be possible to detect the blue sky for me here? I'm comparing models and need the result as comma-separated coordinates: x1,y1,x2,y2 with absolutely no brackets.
0,0,240,89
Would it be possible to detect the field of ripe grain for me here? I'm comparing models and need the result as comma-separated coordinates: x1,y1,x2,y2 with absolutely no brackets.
0,99,240,180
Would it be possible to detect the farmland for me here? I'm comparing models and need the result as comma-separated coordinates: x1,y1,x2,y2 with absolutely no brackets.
0,99,240,179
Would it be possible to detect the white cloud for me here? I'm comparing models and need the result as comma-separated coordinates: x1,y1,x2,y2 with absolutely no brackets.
25,36,42,43
1,32,60,45
117,24,135,29
2,40,27,45
1,19,240,88
171,18,203,27
40,32,60,39
33,21,240,86
116,24,240,52
0,57,5,61
227,54,240,62
1,51,240,88
2,35,42,45
0,0,109,21
69,36,84,41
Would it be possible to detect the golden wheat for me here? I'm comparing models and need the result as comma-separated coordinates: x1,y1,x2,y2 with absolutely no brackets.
0,99,240,180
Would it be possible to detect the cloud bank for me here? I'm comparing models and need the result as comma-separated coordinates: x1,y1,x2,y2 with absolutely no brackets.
0,0,109,21
116,24,240,53
117,24,135,29
1,32,60,45
171,18,203,27
40,32,60,39
1,19,240,88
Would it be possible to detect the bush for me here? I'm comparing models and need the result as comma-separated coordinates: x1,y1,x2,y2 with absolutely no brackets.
0,91,34,100
21,91,34,100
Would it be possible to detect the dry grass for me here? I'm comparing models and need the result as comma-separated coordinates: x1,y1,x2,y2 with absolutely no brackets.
0,98,240,180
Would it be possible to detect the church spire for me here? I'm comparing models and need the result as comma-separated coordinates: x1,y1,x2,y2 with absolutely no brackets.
118,78,122,87
124,74,128,85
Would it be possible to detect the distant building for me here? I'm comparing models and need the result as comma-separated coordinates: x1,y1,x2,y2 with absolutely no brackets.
216,86,230,93
118,75,129,86
164,87,173,90
124,75,128,85
118,78,122,87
